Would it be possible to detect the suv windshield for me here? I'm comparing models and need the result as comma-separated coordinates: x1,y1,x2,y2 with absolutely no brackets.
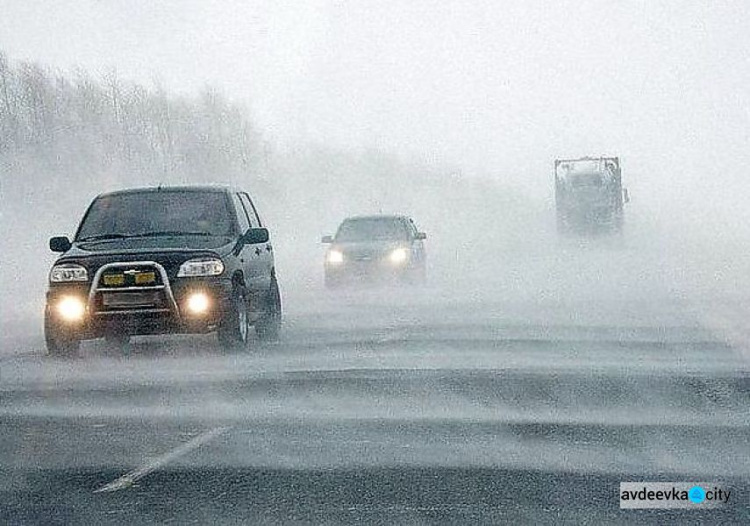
335,218,407,242
76,191,236,241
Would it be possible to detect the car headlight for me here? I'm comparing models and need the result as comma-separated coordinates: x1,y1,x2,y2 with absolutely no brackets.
185,291,211,315
388,248,409,265
56,296,86,321
50,264,88,282
177,258,225,277
327,250,344,265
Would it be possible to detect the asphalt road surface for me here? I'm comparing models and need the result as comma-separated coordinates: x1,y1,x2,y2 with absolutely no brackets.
2,245,749,524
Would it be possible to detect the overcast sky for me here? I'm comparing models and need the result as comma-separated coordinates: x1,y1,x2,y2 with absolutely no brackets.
2,0,749,215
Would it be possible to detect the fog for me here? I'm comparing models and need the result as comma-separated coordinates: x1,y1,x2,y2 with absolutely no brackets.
2,4,750,522
0,2,749,335
4,1,750,189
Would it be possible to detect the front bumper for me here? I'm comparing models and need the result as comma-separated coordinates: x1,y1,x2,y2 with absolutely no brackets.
45,263,234,340
324,260,411,285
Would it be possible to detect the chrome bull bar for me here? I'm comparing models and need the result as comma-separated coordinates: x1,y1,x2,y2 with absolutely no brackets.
87,261,180,320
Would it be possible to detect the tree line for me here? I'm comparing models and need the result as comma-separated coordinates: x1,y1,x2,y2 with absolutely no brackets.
0,50,535,270
0,51,267,193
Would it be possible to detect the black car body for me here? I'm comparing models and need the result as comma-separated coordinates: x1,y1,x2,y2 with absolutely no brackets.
44,186,281,354
322,215,426,287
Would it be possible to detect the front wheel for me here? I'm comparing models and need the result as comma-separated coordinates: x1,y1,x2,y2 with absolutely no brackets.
105,332,131,354
256,276,282,342
44,310,81,357
217,286,250,350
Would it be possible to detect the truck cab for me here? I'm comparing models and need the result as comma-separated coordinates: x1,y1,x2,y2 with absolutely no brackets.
554,157,627,236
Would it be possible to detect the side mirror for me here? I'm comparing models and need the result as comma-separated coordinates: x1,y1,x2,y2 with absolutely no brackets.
243,227,269,245
321,235,333,244
415,232,427,241
50,236,71,253
623,188,630,204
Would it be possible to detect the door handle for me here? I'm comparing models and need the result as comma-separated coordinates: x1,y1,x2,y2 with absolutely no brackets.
254,247,262,256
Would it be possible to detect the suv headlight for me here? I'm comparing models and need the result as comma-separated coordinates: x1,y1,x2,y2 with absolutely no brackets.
50,264,88,282
177,258,225,277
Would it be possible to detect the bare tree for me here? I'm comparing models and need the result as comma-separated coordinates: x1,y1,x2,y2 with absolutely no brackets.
0,52,18,150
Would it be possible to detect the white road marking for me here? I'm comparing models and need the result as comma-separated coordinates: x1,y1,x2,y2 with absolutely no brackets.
94,426,230,493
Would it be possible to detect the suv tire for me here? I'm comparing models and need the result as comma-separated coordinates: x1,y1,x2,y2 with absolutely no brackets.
218,285,250,350
256,275,282,342
44,310,81,357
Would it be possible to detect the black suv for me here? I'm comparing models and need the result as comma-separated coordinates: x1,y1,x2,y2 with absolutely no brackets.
44,186,281,355
321,215,427,288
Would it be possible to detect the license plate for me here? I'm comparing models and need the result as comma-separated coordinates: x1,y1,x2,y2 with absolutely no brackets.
102,292,159,308
134,271,156,285
102,274,125,286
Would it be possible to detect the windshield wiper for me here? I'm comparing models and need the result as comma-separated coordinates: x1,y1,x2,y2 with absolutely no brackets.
79,231,215,242
130,231,214,237
78,233,136,242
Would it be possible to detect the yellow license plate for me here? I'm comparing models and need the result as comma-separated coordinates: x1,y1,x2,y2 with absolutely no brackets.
134,271,156,285
103,274,125,286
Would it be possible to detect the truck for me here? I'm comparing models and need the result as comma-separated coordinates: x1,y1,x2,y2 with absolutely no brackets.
554,156,628,235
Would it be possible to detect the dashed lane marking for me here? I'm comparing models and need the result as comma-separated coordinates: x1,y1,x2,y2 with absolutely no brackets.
94,426,230,493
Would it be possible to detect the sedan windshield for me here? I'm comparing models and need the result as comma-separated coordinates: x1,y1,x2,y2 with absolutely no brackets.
76,191,236,241
335,218,408,242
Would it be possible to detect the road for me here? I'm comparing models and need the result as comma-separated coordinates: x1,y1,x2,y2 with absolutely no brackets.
1,242,749,524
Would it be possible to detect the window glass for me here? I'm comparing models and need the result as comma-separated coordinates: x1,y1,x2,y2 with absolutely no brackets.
335,218,409,242
239,193,262,228
231,193,251,232
76,191,237,239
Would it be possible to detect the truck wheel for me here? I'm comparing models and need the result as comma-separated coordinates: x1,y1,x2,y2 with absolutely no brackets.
256,276,282,342
44,310,81,357
218,286,250,350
